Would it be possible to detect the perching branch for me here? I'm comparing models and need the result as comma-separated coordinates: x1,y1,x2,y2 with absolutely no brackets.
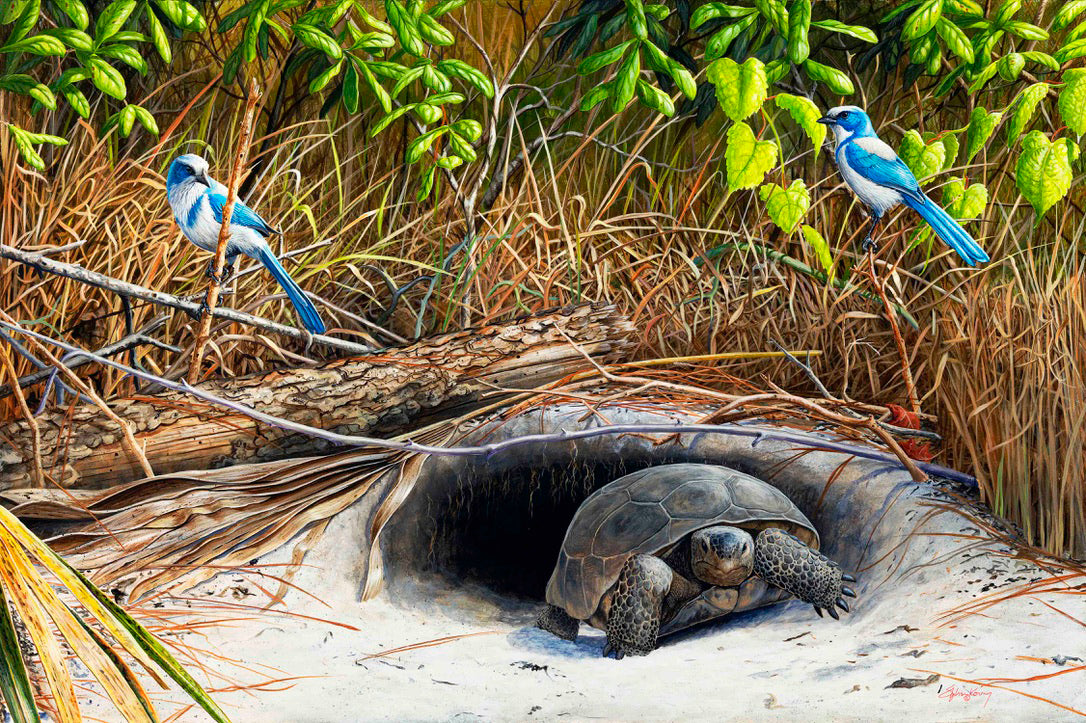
0,320,976,487
0,243,373,356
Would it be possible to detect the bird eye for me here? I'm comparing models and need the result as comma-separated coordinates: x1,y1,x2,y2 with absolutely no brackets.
839,111,849,119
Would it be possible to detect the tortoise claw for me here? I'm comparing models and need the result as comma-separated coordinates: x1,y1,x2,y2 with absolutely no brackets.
842,586,856,598
836,599,850,613
813,606,823,618
603,642,625,660
841,574,856,583
827,606,840,620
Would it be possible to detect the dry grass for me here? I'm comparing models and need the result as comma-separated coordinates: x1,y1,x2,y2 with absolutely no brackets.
1,2,1084,561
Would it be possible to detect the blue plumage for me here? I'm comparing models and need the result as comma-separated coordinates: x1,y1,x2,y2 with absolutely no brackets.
165,153,326,333
818,106,989,266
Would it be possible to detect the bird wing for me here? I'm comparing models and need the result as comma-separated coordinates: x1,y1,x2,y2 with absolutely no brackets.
206,191,279,236
843,137,923,202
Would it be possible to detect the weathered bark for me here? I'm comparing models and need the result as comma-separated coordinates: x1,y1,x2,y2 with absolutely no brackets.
0,304,636,490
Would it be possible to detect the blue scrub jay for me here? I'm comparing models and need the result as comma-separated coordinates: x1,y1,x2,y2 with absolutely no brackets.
166,153,326,333
818,106,989,266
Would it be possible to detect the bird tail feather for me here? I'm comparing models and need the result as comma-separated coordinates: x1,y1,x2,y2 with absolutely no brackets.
254,246,327,333
903,194,989,266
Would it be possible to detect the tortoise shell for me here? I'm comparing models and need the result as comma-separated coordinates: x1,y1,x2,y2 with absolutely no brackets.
545,463,818,623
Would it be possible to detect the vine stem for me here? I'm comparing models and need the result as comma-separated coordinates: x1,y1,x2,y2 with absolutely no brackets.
189,79,262,380
867,248,921,416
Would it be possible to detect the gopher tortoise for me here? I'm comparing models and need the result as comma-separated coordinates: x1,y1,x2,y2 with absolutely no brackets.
537,464,857,658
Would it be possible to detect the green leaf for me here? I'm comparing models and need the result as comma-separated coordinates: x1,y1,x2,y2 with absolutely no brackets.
40,29,90,54
941,177,987,220
754,0,788,35
759,179,809,233
7,0,39,45
809,19,877,43
417,164,436,201
787,0,810,64
1055,38,1086,63
774,93,826,158
707,57,767,122
391,65,425,97
903,0,942,40
1059,68,1086,136
611,47,640,113
353,31,396,50
577,39,634,75
800,224,834,281
309,60,343,93
406,126,448,163
371,104,415,136
626,0,648,40
359,62,392,113
898,129,945,181
55,0,90,30
368,60,408,79
1015,130,1078,219
357,6,395,34
294,23,343,60
965,106,1001,161
691,3,756,28
436,154,463,169
635,78,674,115
62,86,90,117
725,120,778,190
132,104,158,134
941,132,959,169
580,83,611,111
764,58,788,85
447,131,476,161
342,62,359,112
705,15,757,60
967,61,999,93
430,0,467,16
802,59,853,94
95,0,137,41
146,10,171,62
1006,83,1048,144
422,65,452,93
993,0,1020,25
99,43,148,74
86,56,126,99
997,52,1024,81
935,17,972,62
153,0,206,31
451,118,482,141
436,58,494,97
1003,20,1046,41
414,102,442,123
1,34,66,55
385,0,426,56
418,13,455,45
1020,51,1059,71
1054,0,1086,29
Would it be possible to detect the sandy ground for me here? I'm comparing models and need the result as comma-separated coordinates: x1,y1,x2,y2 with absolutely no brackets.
135,495,1085,722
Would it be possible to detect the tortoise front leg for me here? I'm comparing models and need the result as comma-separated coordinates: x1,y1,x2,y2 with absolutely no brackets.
537,604,579,642
752,528,857,619
604,554,672,659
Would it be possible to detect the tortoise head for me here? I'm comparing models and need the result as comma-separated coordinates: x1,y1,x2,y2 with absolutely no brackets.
690,526,754,586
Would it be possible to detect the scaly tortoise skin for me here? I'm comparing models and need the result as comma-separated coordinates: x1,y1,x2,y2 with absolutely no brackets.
537,464,857,658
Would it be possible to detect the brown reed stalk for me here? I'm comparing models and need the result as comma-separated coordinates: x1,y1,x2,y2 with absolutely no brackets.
867,249,920,416
189,79,262,380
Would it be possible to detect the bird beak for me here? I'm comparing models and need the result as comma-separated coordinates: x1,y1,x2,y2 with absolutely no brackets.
816,115,835,125
198,170,212,186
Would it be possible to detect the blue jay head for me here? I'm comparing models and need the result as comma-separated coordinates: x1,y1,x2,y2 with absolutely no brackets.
167,154,212,189
817,106,874,137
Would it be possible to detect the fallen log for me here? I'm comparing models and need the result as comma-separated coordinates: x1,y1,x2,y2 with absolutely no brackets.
0,303,636,490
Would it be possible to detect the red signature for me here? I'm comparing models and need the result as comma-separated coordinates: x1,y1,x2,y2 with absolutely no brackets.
938,684,993,707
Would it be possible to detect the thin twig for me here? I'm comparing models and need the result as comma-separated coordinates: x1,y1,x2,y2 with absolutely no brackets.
0,244,373,355
868,249,921,415
191,79,263,379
